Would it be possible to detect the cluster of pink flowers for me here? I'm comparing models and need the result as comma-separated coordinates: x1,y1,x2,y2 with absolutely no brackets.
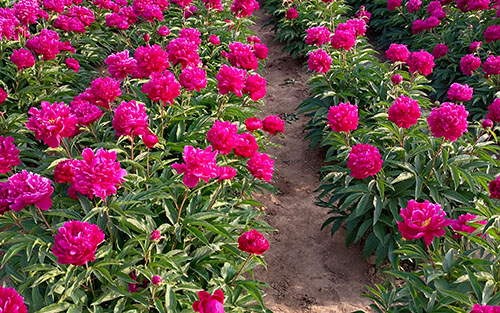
0,8,21,40
0,286,27,313
407,50,435,76
385,43,410,63
407,0,422,13
450,213,486,238
193,289,225,313
0,136,21,174
238,229,269,254
69,98,103,127
470,304,500,313
307,49,332,73
26,101,78,148
134,44,169,78
179,67,207,92
427,102,469,142
113,100,149,138
132,0,169,21
7,170,54,212
52,220,105,266
347,143,383,179
26,29,61,60
483,55,500,77
484,25,500,43
388,96,421,128
460,54,481,76
54,6,95,33
305,26,331,46
94,0,128,11
356,6,371,22
331,22,360,51
216,65,247,97
172,145,219,188
387,0,402,11
447,83,473,102
227,41,258,70
487,99,500,122
142,71,181,105
11,48,35,71
247,152,274,182
207,121,239,155
327,102,359,132
432,43,448,59
105,6,137,30
105,50,137,79
397,200,451,245
230,0,258,17
412,17,440,34
427,0,446,19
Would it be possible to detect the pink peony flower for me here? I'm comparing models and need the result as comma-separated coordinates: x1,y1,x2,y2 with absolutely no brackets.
65,58,80,72
10,48,35,71
166,38,201,69
105,50,137,79
471,305,500,313
192,289,225,313
450,213,486,238
203,0,223,11
245,117,263,132
252,43,268,60
184,5,198,18
52,220,105,266
158,25,170,36
26,101,78,148
243,74,267,101
412,19,426,34
460,54,481,76
142,132,158,148
489,175,500,199
209,35,220,45
0,286,27,313
69,99,103,127
407,0,422,12
386,43,410,63
218,166,236,181
346,18,367,37
206,121,239,155
0,88,6,105
150,230,161,241
26,29,60,60
238,229,269,254
216,65,247,97
327,102,358,132
397,200,451,245
469,41,482,52
230,0,259,17
142,71,181,105
428,1,445,18
484,25,500,43
356,6,371,22
447,83,473,102
53,159,76,184
227,42,258,70
172,145,219,188
179,28,201,45
0,136,21,174
307,49,332,74
388,96,421,129
0,8,20,41
247,152,274,182
330,24,357,50
151,275,162,286
305,26,331,46
391,74,403,84
408,50,435,76
113,100,149,138
387,0,402,10
179,67,207,92
8,170,53,212
262,115,284,135
487,99,500,122
432,43,448,59
72,148,127,199
234,132,258,158
482,118,493,129
87,77,122,109
428,102,469,141
286,7,298,19
347,143,382,179
134,44,169,78
0,182,11,215
483,55,500,77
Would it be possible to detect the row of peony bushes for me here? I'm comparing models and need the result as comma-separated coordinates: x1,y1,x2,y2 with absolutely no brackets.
265,0,500,311
0,0,283,311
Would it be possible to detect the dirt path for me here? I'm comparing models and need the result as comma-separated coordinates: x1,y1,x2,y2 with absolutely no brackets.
250,10,374,313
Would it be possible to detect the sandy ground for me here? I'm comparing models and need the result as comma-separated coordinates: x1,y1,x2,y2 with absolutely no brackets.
250,10,374,313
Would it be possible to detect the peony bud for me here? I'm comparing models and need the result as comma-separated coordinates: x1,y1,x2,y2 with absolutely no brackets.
150,230,161,241
152,275,162,286
142,133,159,148
391,74,403,85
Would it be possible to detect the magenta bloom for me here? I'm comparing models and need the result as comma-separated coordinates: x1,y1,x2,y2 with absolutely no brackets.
113,100,149,138
134,44,169,78
356,5,371,22
331,24,357,50
234,132,258,158
469,41,482,52
483,55,500,77
88,77,122,109
172,145,219,188
179,67,207,92
52,220,105,266
327,102,359,132
427,102,469,142
408,50,435,76
397,200,451,245
0,88,6,105
216,65,247,97
307,49,332,74
193,289,225,313
388,96,421,129
227,42,258,70
142,133,158,148
262,115,284,135
209,35,220,45
218,166,236,181
482,119,493,129
460,54,481,76
471,305,500,313
26,29,60,60
286,7,298,19
305,26,331,46
10,48,35,71
484,25,500,43
105,50,137,79
391,74,403,84
407,0,422,12
166,38,201,69
347,143,382,179
65,58,80,72
387,0,402,10
150,230,161,241
489,175,500,199
53,159,76,184
238,229,269,254
0,286,27,313
142,71,181,105
7,170,53,212
450,213,486,238
247,152,274,182
230,0,259,17
0,8,19,41
487,99,500,122
151,275,162,286
447,83,473,102
432,44,448,59
245,117,263,132
69,99,103,127
26,101,78,148
385,44,410,63
243,74,267,101
0,182,11,215
0,136,21,174
72,148,127,199
158,26,170,36
206,120,239,155
346,19,366,37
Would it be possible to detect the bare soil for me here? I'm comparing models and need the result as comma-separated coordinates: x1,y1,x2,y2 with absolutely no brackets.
250,10,374,313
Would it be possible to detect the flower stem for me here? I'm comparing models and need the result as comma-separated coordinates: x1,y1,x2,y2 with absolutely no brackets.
130,136,134,160
61,139,72,159
426,245,436,270
85,262,96,297
230,254,253,286
146,148,150,179
176,189,189,224
36,207,52,232
207,182,222,211
9,211,27,233
344,131,350,147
